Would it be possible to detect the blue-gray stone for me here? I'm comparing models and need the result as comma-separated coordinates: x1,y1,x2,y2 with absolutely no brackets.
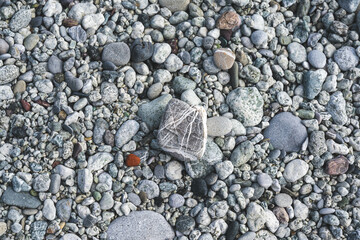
1,187,41,208
68,25,87,42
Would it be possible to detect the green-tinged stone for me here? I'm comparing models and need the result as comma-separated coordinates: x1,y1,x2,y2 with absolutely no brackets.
279,36,291,45
30,189,38,196
54,73,65,83
93,191,101,201
219,36,228,47
338,197,349,208
297,109,315,119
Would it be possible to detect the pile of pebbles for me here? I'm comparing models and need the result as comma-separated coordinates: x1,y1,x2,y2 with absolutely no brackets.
1,0,360,239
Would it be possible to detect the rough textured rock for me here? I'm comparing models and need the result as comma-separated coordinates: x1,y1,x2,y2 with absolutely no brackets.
0,65,20,85
107,211,175,240
158,0,190,12
216,11,241,30
226,87,264,127
327,91,348,125
263,112,307,152
158,99,207,162
246,202,266,232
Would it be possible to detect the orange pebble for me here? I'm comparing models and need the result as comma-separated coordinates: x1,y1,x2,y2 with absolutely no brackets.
126,154,141,167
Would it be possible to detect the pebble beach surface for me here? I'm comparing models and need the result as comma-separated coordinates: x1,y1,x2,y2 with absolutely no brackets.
0,0,360,239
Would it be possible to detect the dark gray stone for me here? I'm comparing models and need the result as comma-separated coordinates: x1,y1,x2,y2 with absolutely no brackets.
303,69,327,99
56,198,72,222
1,187,41,208
102,42,130,66
65,71,83,91
338,0,360,12
175,215,195,233
131,39,154,63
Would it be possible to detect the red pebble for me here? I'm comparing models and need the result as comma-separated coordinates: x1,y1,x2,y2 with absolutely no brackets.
20,99,31,111
126,154,141,167
36,99,50,107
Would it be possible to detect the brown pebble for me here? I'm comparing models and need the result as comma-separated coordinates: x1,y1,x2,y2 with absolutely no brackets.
325,156,349,175
59,110,67,120
167,38,178,54
72,143,82,159
20,99,31,111
139,191,148,203
273,207,289,223
213,48,235,70
36,99,50,107
63,18,78,27
13,80,26,94
216,11,241,30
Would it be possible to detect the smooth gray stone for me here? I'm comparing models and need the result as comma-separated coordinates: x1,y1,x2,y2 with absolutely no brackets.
1,187,41,208
107,211,175,240
263,112,307,152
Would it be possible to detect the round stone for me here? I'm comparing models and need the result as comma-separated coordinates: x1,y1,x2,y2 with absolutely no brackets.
102,42,130,66
251,30,267,46
191,178,208,197
274,193,293,208
283,159,309,182
213,48,235,70
0,39,9,54
165,161,184,181
131,39,154,63
257,173,272,189
137,180,159,199
263,112,307,152
287,42,307,64
169,193,185,208
176,215,195,233
334,46,359,71
307,50,326,68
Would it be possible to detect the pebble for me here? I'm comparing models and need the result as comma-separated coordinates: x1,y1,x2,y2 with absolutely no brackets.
78,169,93,193
137,180,159,199
230,140,254,167
138,94,172,130
87,152,114,172
274,193,293,207
56,198,72,222
226,87,264,127
334,46,359,71
43,199,56,221
215,160,234,180
257,173,272,189
307,50,326,68
107,211,174,239
165,160,183,180
82,13,105,30
0,65,20,85
303,69,327,99
68,25,87,42
325,156,349,175
0,39,9,54
213,48,235,70
263,112,308,152
131,39,154,63
159,0,190,12
246,202,266,232
10,9,32,32
251,30,267,46
217,11,241,30
68,2,97,22
176,215,196,233
1,187,41,208
152,43,172,64
115,120,140,148
48,55,63,74
283,159,309,182
102,42,131,66
207,116,232,137
287,42,307,64
0,85,14,100
169,193,185,208
338,0,360,12
191,178,208,197
327,91,348,125
24,34,39,51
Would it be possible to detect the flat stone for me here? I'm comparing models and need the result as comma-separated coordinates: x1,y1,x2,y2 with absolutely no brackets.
157,99,207,162
102,42,131,66
60,234,82,240
108,211,174,239
325,156,349,175
78,169,93,193
263,112,307,152
1,187,41,208
138,94,172,130
207,116,232,137
173,76,196,95
0,85,14,100
213,48,235,70
159,0,190,12
48,55,63,74
24,34,39,51
307,50,326,68
273,207,289,223
230,140,254,167
0,65,20,85
226,87,264,127
283,159,309,182
43,199,56,221
68,25,87,42
274,193,293,207
93,118,109,145
176,215,196,233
